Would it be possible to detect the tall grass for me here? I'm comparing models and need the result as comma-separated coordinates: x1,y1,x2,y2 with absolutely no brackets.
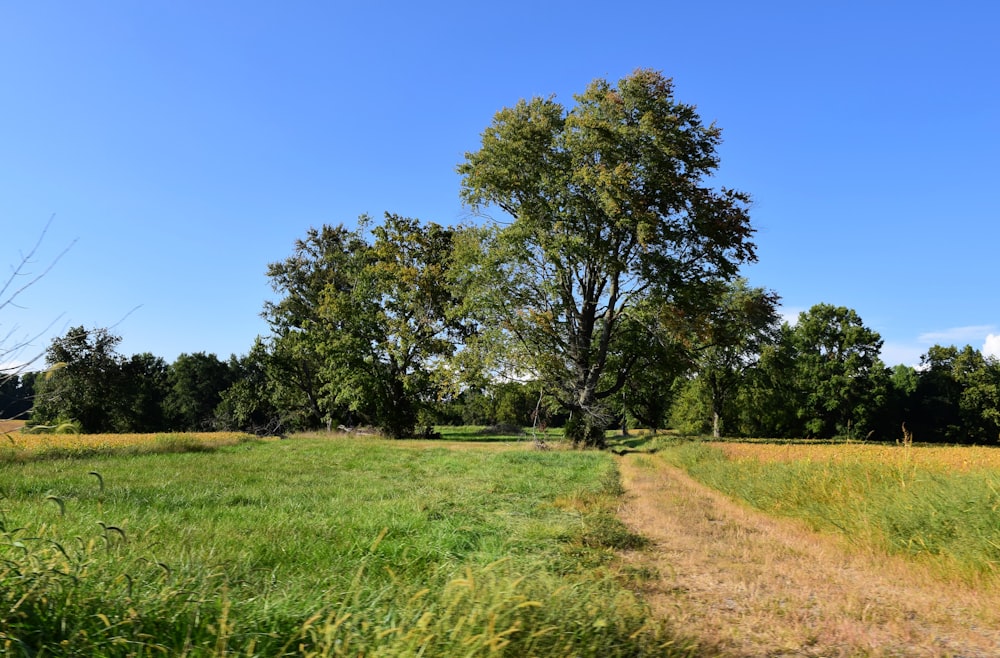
662,441,1000,582
0,431,263,463
0,435,686,656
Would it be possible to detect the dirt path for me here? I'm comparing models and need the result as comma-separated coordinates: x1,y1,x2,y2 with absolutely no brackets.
615,453,1000,657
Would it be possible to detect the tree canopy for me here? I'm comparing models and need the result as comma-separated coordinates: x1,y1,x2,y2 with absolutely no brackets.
458,69,757,447
263,214,466,438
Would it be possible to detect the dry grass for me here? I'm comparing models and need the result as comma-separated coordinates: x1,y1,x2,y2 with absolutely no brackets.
714,441,1000,473
0,431,264,458
0,419,26,434
616,453,1000,657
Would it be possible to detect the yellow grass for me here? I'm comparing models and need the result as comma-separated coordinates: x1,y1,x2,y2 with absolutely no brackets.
1,431,265,456
714,441,1000,473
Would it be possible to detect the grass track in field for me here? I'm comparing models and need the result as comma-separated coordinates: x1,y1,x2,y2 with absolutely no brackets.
661,440,1000,582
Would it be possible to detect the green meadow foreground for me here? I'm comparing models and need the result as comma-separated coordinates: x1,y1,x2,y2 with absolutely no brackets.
0,432,681,657
6,432,1000,656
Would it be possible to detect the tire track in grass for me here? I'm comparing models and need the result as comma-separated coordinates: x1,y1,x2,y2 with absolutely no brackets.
616,453,1000,657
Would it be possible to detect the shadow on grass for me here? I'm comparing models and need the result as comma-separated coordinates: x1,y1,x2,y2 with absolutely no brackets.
434,426,553,443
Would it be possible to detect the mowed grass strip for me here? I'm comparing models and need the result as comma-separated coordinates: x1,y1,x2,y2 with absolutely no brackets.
0,435,683,657
662,441,1000,583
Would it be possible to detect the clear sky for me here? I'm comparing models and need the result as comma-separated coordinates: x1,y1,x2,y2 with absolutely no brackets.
2,1,998,369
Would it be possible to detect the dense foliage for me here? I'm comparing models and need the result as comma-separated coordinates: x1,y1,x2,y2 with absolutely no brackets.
29,326,238,434
261,215,468,438
672,304,1000,443
0,372,35,421
458,69,757,447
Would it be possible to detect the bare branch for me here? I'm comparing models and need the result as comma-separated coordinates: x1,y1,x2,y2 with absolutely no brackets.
1,215,77,314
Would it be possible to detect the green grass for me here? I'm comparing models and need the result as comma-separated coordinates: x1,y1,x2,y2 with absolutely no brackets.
0,435,685,656
660,441,1000,583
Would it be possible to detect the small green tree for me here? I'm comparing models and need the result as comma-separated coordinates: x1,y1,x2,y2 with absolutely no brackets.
215,339,285,435
620,305,692,431
668,376,712,436
913,345,1000,443
955,351,1000,443
732,333,801,438
871,363,920,441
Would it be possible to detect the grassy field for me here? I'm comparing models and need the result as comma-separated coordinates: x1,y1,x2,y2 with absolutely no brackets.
659,439,1000,583
0,431,687,657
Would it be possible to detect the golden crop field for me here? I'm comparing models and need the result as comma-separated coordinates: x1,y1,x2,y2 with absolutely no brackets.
714,441,1000,473
0,430,265,459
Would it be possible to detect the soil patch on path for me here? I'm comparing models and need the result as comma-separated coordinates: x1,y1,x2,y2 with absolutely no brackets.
616,453,1000,657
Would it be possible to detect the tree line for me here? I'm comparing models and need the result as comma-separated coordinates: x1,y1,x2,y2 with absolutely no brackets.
9,299,1000,445
7,326,243,434
6,69,999,445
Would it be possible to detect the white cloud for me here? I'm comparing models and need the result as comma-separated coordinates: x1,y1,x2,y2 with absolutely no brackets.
0,357,45,375
983,334,1000,359
917,325,996,345
879,325,1000,368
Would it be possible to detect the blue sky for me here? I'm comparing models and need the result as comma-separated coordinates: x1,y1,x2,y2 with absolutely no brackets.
2,1,998,369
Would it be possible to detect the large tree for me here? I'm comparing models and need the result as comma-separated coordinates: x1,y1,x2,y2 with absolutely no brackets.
122,352,170,432
458,69,756,447
31,326,129,432
263,224,367,429
264,214,466,438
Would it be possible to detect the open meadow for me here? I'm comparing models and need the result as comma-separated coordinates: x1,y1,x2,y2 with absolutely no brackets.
7,427,1000,656
0,430,686,657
